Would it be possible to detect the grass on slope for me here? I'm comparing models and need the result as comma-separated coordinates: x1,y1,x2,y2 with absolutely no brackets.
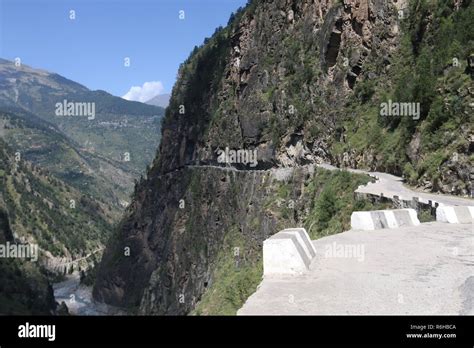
332,0,474,191
191,226,262,315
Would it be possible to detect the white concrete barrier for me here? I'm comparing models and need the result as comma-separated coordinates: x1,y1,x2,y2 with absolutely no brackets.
351,209,420,230
280,228,317,258
436,206,474,224
263,228,315,276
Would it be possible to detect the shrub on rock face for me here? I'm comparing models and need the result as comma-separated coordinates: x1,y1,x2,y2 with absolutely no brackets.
316,187,337,231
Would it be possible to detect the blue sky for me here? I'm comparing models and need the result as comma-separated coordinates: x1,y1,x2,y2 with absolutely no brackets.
0,0,248,100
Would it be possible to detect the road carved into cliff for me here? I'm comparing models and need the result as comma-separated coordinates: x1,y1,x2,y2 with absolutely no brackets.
166,163,473,207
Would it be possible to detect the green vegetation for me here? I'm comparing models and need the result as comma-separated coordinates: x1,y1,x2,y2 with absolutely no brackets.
0,204,55,314
0,258,55,314
0,142,111,257
304,168,378,239
0,111,132,217
0,137,113,313
0,61,165,176
332,0,473,191
80,259,99,286
418,208,436,223
192,227,262,315
0,57,166,216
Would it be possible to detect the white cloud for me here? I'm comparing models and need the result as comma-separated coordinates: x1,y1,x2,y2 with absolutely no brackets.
122,81,165,103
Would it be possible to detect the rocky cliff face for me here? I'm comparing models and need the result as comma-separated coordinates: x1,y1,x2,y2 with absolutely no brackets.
154,0,405,171
94,0,473,314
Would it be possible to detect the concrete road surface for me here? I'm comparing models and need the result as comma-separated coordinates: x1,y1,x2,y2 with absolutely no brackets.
318,163,473,207
238,222,473,315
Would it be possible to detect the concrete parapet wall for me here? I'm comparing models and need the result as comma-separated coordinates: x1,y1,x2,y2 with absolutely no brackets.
351,209,420,230
436,206,474,224
354,191,435,213
263,228,315,276
280,228,317,258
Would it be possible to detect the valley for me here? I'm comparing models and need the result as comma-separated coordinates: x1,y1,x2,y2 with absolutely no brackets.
0,0,472,318
0,59,165,314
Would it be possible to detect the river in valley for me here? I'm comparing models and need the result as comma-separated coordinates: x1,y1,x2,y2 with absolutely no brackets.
53,274,123,315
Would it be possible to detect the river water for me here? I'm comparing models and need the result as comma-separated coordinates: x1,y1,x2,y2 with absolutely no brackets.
53,274,121,315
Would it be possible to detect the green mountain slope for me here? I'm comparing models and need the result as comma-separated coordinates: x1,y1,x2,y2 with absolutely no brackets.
0,109,133,215
0,135,115,314
0,59,164,174
331,0,474,194
0,138,112,258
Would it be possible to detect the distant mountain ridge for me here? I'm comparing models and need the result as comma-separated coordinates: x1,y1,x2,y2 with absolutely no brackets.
0,59,164,168
0,58,165,209
145,94,170,108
